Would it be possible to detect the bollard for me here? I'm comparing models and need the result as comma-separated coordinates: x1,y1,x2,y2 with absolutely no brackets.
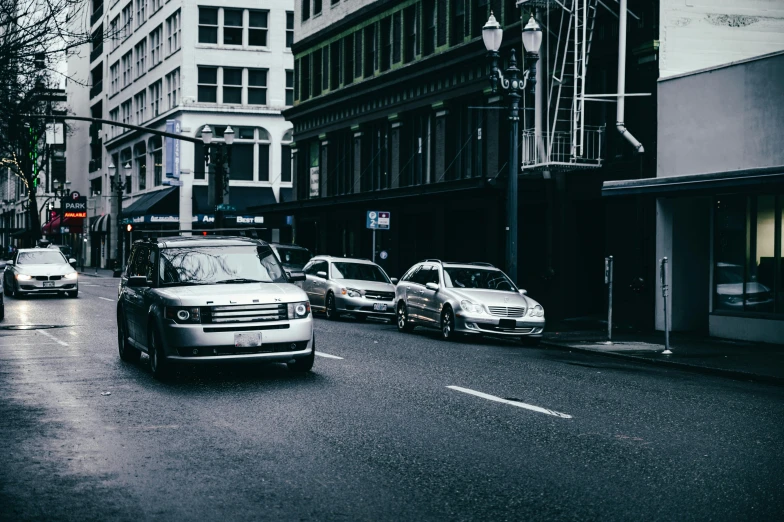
660,257,672,355
605,256,613,343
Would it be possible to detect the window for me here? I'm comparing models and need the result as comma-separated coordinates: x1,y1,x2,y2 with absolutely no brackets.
134,90,146,123
134,142,147,191
121,3,132,40
343,35,353,85
198,7,218,44
714,195,784,314
314,0,322,16
110,61,120,95
223,68,242,104
404,5,417,63
312,48,322,96
363,24,376,77
110,16,120,50
354,31,362,78
151,0,161,12
149,80,162,116
248,10,268,47
109,108,119,138
121,51,132,88
300,54,310,101
223,9,242,45
302,0,310,22
321,45,329,92
149,25,162,68
285,70,294,106
392,11,401,64
198,66,217,102
134,40,146,78
451,0,467,45
423,0,436,56
331,0,339,6
165,68,180,109
286,12,294,48
121,99,132,126
135,0,146,29
471,0,489,38
330,41,340,90
149,137,162,186
380,17,391,72
248,69,267,105
166,10,180,55
120,149,132,193
281,130,293,182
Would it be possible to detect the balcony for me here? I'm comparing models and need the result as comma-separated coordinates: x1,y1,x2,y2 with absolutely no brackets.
90,43,103,63
91,3,103,26
521,126,605,171
89,80,103,99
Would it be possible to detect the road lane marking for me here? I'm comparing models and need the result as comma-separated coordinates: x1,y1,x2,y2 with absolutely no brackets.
446,386,572,419
315,351,343,360
39,329,69,347
98,297,114,302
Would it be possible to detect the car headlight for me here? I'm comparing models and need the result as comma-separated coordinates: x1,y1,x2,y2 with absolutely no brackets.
287,301,311,319
165,306,202,324
64,272,78,280
461,300,484,314
528,304,544,317
341,287,362,298
15,274,32,281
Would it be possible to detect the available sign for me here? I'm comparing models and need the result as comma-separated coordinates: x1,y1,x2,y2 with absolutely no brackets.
62,192,87,219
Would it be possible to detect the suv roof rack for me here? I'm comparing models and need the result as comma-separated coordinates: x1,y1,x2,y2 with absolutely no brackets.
422,259,442,264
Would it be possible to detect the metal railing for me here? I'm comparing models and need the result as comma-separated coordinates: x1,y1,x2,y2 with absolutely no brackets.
89,80,103,99
522,125,604,168
90,43,103,63
91,3,104,26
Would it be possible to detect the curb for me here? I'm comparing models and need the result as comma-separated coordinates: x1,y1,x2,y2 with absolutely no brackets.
541,340,784,387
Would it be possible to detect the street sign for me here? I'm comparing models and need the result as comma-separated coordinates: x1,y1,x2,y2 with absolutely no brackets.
63,195,87,218
366,211,391,230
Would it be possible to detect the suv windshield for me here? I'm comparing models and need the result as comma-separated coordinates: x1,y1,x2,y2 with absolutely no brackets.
159,245,286,285
275,246,312,269
17,251,67,265
331,262,389,282
443,267,517,291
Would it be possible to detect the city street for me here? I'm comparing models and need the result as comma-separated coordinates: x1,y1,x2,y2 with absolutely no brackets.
1,278,783,522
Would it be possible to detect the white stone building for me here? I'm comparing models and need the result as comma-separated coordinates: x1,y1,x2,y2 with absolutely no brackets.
70,0,295,268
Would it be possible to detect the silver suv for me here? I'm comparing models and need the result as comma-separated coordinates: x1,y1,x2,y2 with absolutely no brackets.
395,260,545,344
302,256,398,321
117,236,314,379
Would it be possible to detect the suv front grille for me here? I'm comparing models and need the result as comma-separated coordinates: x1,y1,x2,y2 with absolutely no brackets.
364,291,395,301
201,303,288,324
487,306,526,318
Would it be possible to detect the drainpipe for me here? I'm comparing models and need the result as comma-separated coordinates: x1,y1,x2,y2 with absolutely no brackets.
616,0,644,153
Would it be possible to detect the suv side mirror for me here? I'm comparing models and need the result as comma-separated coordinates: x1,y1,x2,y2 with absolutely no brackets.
127,276,150,288
5,260,12,266
68,258,77,265
287,270,306,282
390,278,399,285
316,271,327,279
425,282,439,291
519,289,528,295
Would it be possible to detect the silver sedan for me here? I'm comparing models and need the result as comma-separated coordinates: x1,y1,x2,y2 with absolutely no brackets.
302,256,398,322
3,248,79,298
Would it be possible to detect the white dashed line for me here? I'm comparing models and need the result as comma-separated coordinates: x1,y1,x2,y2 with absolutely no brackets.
447,386,572,419
315,351,344,360
39,329,69,347
98,297,114,302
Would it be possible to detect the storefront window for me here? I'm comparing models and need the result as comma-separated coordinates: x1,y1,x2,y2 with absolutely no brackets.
714,195,782,314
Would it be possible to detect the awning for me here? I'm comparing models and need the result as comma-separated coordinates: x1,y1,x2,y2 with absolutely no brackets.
602,165,784,197
42,214,84,234
90,214,111,233
279,187,294,203
121,187,178,219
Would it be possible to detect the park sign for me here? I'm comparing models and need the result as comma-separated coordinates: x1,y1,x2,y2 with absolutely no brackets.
62,191,87,219
366,211,391,230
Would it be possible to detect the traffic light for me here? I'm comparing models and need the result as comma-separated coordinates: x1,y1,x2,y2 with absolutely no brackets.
126,224,133,232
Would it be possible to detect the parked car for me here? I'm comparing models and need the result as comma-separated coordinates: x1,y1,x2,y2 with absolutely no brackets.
3,247,79,298
270,243,313,272
302,256,398,322
48,244,74,260
116,236,313,379
715,262,774,311
394,260,545,345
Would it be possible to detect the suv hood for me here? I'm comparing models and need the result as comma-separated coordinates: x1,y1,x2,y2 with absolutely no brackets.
16,263,74,276
337,279,395,292
157,282,307,306
452,288,528,307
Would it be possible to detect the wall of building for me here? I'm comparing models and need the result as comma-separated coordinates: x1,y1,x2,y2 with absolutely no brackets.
295,0,380,42
660,0,784,78
657,51,784,178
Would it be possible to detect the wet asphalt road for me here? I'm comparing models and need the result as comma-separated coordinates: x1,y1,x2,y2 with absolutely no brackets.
1,276,783,522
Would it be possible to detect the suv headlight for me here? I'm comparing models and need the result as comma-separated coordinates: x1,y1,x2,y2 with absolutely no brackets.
528,305,544,317
341,287,362,298
16,274,32,281
165,306,202,324
461,300,484,314
288,301,311,319
64,272,78,280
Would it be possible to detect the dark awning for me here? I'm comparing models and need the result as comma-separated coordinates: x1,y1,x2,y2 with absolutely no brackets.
121,187,178,218
279,187,294,203
602,165,784,197
192,186,276,214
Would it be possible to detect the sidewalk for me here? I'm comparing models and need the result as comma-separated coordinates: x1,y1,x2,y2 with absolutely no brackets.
542,329,784,385
78,267,118,278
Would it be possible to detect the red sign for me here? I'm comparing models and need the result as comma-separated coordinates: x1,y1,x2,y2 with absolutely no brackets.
64,211,87,219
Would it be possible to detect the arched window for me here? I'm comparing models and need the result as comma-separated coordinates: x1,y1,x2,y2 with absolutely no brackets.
133,142,147,191
193,125,272,182
148,137,163,186
281,129,293,183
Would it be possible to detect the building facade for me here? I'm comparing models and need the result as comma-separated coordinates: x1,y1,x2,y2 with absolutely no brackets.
275,0,660,327
71,0,295,268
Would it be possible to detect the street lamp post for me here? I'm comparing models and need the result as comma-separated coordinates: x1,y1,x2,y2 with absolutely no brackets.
108,161,131,276
483,12,542,284
52,180,73,246
201,125,235,231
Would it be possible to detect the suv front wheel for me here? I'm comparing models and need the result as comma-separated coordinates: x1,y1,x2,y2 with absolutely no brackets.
148,323,172,380
117,311,141,363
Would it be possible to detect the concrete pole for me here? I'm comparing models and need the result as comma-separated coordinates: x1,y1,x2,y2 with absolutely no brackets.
179,169,192,236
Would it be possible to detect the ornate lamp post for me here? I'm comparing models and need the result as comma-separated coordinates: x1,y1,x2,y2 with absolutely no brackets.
201,125,235,231
108,161,131,275
483,12,542,284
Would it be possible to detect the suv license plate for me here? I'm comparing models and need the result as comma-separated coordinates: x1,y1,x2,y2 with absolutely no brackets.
234,332,262,348
373,303,387,312
43,281,55,288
